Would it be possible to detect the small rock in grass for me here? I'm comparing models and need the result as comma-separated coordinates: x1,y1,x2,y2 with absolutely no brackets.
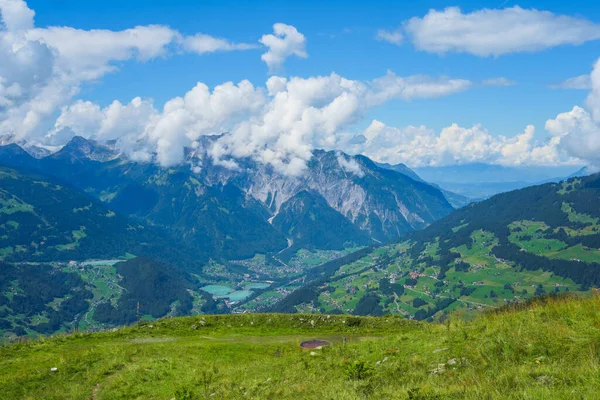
432,347,448,354
536,375,552,385
50,367,58,372
430,364,446,375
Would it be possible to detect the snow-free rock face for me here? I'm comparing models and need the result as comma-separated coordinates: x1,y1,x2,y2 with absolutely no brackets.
0,136,454,258
197,148,454,243
49,136,120,163
0,134,54,159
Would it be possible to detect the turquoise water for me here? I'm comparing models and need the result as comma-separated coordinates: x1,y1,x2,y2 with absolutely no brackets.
202,283,270,302
227,290,253,302
82,260,121,267
244,282,271,290
201,285,234,296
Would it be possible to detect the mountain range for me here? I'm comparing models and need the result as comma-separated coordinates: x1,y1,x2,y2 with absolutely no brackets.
0,135,455,261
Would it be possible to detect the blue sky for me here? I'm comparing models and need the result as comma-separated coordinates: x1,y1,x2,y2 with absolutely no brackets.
2,0,600,171
25,0,598,134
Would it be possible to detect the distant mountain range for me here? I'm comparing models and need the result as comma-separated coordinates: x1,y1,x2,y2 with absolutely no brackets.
413,163,582,199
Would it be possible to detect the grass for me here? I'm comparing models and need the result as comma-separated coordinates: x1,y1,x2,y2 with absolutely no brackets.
1,293,599,399
303,228,583,318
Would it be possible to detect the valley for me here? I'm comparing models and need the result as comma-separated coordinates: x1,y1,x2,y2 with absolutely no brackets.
0,137,598,339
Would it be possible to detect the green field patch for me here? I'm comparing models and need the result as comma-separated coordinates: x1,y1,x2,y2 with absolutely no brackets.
452,222,469,233
0,195,34,215
0,246,14,257
422,240,440,260
557,179,581,195
561,202,599,225
5,220,19,229
509,221,568,255
547,244,600,263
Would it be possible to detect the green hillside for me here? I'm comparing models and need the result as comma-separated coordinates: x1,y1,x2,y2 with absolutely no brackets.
0,167,205,269
268,174,600,319
0,257,224,337
272,190,372,259
0,294,598,399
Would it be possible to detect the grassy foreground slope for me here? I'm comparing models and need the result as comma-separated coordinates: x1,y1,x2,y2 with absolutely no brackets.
1,294,599,399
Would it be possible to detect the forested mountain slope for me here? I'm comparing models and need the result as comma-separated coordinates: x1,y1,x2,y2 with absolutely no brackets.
0,167,204,269
270,174,600,319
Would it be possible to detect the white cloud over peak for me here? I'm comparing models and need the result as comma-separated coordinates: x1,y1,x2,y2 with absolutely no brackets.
260,23,307,72
337,152,364,177
47,71,475,175
400,6,600,56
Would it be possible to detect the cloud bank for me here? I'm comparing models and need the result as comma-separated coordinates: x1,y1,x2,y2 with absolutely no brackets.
49,71,476,175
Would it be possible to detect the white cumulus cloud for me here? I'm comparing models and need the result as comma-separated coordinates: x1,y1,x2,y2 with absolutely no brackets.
401,6,600,56
48,71,475,174
543,58,600,168
260,23,307,72
0,0,264,140
345,120,566,168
